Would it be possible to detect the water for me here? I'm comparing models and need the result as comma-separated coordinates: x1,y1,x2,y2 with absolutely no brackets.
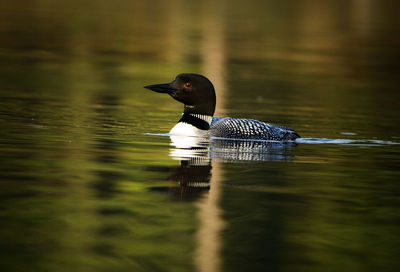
1,0,400,271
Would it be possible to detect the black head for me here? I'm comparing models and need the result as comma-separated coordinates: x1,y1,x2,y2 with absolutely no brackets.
144,73,216,116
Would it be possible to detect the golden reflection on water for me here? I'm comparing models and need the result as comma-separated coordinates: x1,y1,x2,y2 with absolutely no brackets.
195,163,225,272
195,1,227,270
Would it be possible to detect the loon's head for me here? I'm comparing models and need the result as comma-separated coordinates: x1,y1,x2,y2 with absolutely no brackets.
144,73,216,116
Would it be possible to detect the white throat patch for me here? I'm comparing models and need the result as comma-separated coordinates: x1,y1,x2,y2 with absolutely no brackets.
169,122,208,136
169,114,213,136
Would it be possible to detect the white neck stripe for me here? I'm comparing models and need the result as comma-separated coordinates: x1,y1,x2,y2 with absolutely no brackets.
187,114,213,125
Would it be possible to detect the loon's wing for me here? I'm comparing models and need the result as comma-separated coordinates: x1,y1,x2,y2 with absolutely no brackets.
210,117,300,141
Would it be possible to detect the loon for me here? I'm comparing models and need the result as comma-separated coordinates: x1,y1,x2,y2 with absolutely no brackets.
144,73,300,141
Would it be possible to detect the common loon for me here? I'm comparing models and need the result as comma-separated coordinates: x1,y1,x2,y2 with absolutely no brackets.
144,73,300,141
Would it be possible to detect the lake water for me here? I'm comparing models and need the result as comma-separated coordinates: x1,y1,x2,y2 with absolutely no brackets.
1,1,400,271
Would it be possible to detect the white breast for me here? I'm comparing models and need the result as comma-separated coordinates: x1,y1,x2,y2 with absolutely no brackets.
169,122,208,137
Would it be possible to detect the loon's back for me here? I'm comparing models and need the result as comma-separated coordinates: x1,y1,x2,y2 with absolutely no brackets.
210,117,300,141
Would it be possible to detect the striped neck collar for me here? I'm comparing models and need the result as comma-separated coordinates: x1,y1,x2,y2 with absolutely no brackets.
178,113,213,130
187,113,213,125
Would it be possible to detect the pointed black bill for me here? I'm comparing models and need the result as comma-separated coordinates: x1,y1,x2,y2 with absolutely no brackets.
144,82,176,94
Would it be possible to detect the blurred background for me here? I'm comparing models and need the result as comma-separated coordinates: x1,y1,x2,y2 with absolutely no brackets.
1,0,400,272
1,0,400,137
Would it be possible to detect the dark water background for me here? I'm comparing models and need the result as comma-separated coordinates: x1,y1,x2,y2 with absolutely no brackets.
1,1,400,271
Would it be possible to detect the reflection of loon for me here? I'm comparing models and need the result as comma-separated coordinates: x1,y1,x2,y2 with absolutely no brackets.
148,159,211,201
152,137,295,200
150,135,295,200
144,73,300,141
166,160,212,201
169,135,295,163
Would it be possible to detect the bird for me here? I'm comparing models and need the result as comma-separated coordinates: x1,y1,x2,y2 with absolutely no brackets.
144,73,300,141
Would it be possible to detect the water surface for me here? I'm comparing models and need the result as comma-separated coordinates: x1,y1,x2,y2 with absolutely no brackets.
1,1,400,271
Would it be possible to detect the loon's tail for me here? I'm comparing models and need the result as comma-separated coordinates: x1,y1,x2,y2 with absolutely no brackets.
283,131,300,140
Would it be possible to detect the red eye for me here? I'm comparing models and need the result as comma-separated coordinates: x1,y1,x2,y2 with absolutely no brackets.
185,82,192,88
